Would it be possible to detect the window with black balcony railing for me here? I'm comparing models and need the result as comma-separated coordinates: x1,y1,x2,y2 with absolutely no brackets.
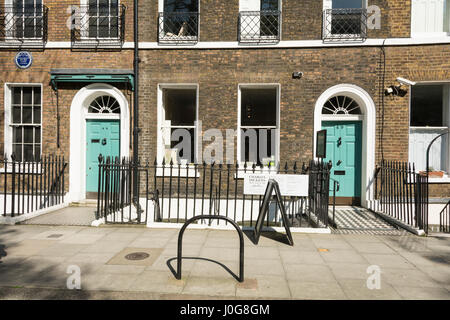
0,1,48,48
71,0,126,49
158,11,199,44
239,11,281,44
322,8,367,42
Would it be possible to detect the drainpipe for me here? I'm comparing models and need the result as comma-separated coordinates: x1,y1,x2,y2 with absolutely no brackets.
133,0,139,202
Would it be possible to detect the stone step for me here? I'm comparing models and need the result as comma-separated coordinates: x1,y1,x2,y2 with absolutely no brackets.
70,200,97,207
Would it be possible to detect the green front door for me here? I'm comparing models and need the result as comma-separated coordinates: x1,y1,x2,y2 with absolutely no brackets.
86,120,120,193
322,121,362,203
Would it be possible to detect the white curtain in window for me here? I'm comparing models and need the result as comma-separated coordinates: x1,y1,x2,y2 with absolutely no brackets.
409,128,448,172
411,0,448,34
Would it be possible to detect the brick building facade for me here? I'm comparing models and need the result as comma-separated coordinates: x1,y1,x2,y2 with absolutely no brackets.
0,0,449,210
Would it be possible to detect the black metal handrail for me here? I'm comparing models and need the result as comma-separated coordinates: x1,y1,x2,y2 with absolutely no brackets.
308,160,331,227
238,10,281,43
329,178,340,227
1,154,67,217
440,200,450,233
71,4,126,48
158,12,199,44
375,160,428,233
322,8,367,42
0,6,48,44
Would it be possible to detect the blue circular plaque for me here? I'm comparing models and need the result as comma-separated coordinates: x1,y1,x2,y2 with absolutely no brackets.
15,51,33,69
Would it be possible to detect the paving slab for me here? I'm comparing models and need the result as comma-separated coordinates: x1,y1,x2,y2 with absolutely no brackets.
236,275,290,299
244,258,285,277
288,280,347,300
393,285,450,300
348,241,397,254
338,279,402,300
21,207,96,226
328,262,372,280
362,253,416,269
381,267,443,288
82,273,140,291
182,276,237,297
130,270,186,294
320,249,369,264
279,250,326,265
284,264,336,283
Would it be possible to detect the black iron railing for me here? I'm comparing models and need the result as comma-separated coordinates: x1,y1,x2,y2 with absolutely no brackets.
158,12,199,44
440,200,450,233
308,160,331,227
1,154,67,217
239,11,281,43
97,156,334,228
322,8,367,42
71,4,126,48
375,160,428,232
0,6,48,46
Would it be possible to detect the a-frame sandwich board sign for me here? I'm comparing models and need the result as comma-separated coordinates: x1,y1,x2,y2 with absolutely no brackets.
254,179,294,246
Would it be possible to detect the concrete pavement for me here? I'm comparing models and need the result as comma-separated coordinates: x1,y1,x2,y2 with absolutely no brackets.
0,224,449,300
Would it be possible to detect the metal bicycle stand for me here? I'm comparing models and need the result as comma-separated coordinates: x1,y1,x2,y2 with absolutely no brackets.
176,215,244,282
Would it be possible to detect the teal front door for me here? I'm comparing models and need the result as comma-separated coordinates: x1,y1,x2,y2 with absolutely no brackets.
86,120,120,193
322,121,362,204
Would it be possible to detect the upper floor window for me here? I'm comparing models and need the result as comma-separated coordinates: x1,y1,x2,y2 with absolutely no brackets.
71,0,126,48
1,0,48,46
158,0,199,44
239,0,281,43
323,0,367,42
4,85,42,162
411,0,450,36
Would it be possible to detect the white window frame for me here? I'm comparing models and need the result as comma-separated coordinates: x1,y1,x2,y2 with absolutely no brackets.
322,0,367,40
408,82,450,180
4,0,44,42
79,0,121,40
239,0,282,42
237,83,280,168
158,0,200,42
157,84,199,171
4,83,43,163
411,0,450,38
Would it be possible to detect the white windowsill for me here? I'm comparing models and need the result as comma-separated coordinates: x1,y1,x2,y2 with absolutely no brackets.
156,167,199,178
0,164,42,174
428,175,450,183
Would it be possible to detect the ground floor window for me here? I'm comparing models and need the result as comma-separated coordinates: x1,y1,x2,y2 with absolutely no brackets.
159,86,197,164
239,85,279,167
409,84,450,174
5,85,42,162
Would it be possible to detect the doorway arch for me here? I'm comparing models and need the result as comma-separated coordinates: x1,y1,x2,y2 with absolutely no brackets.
68,83,130,202
313,84,376,207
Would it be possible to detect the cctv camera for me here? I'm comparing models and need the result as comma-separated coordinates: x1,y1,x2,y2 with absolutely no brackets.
396,77,416,86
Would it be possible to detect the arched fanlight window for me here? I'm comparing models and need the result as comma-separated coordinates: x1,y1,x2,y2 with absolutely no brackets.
322,95,362,115
88,95,121,114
